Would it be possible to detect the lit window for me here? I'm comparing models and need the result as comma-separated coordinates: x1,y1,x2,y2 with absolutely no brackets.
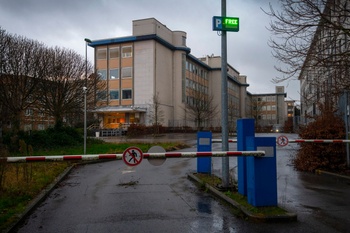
109,47,119,59
97,48,107,59
122,89,132,99
110,90,119,100
97,70,107,80
122,46,132,58
121,67,132,78
110,69,119,79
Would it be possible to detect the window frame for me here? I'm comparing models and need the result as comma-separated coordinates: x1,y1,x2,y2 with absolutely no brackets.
97,69,107,80
109,47,119,59
122,46,132,58
122,89,132,99
97,48,107,60
121,67,132,78
110,89,119,100
110,68,119,80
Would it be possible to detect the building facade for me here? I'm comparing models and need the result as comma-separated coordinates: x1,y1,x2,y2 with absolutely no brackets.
88,18,251,131
247,86,287,130
87,18,291,132
298,0,350,124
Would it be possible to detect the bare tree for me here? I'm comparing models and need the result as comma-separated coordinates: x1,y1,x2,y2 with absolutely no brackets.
184,90,218,131
228,99,239,132
0,28,47,132
148,92,165,134
265,0,350,89
39,46,93,128
250,97,266,128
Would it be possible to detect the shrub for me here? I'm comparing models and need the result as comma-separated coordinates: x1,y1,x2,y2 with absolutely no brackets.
3,126,83,153
294,109,347,172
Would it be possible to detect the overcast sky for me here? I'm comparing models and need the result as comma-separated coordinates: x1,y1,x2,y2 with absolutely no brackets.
0,0,299,101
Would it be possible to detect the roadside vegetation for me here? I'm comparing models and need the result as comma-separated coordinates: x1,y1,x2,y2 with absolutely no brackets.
294,106,348,173
0,126,189,231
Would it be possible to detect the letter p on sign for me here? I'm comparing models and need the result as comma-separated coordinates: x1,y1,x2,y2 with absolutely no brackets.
215,18,221,28
212,16,222,31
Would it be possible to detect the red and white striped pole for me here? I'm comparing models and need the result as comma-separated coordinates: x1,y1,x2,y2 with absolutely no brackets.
289,139,350,143
4,150,265,163
212,138,350,145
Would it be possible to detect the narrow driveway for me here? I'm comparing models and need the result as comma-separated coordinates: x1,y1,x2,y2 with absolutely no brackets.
16,133,350,233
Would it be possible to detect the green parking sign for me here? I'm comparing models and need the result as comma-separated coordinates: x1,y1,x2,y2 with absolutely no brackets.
213,16,239,32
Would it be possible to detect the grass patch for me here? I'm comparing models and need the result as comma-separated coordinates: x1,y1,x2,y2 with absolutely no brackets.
193,173,287,217
0,162,71,231
32,139,189,156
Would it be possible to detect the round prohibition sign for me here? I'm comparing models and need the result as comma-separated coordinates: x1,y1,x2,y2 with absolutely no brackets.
277,135,289,147
123,147,143,166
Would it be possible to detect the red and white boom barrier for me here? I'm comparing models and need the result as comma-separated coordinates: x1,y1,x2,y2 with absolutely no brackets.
213,137,350,147
289,139,350,143
3,150,265,163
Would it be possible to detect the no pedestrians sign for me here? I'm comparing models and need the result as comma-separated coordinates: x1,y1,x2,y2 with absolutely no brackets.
122,147,143,166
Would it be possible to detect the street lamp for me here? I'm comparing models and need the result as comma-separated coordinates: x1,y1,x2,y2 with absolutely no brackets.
84,38,92,155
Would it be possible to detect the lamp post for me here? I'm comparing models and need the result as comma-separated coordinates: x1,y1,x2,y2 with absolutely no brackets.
84,38,91,155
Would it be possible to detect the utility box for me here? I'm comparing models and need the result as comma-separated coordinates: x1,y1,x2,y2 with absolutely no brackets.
197,131,212,174
247,137,277,207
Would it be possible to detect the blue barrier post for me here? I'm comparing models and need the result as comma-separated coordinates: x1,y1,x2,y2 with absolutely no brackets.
247,137,277,206
237,118,255,196
197,131,212,174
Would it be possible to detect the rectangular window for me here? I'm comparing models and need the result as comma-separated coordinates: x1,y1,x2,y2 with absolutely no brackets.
24,124,32,131
122,46,132,58
110,90,119,100
25,109,33,116
110,69,119,79
97,48,107,60
121,67,132,78
97,70,107,80
122,89,132,99
97,90,107,100
38,109,45,117
109,47,119,59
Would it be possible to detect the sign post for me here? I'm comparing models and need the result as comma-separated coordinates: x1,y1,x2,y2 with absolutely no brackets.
213,0,240,188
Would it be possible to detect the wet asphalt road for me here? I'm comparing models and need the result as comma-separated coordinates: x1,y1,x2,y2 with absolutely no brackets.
16,133,350,233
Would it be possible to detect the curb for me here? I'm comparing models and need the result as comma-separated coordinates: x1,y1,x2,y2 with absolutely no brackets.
316,169,350,182
188,173,297,223
4,164,75,233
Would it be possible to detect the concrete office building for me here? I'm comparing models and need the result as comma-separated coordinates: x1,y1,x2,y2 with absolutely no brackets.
247,86,287,130
88,18,250,131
